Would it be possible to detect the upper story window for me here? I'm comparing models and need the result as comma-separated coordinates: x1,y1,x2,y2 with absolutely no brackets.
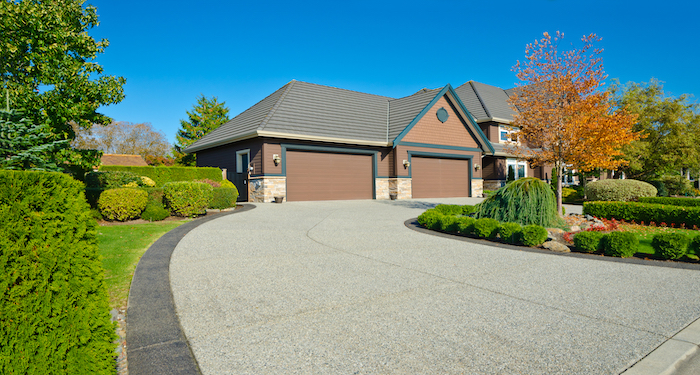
498,125,519,144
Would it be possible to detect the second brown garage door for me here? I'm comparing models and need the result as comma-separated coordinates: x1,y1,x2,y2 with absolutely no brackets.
286,150,373,201
411,156,470,198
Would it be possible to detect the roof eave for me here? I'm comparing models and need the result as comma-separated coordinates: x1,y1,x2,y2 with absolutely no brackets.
475,117,513,124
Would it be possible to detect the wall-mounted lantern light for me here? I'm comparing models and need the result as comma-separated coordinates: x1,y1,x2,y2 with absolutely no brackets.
403,160,410,168
273,154,281,166
474,164,481,171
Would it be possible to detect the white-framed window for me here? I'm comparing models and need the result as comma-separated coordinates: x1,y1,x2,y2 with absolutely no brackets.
236,149,250,174
498,126,519,144
506,158,527,180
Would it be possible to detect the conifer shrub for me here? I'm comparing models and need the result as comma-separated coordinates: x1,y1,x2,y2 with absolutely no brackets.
473,218,500,239
520,225,548,246
499,222,522,244
417,209,441,228
457,217,476,235
98,188,148,221
220,179,236,189
476,177,561,227
573,231,605,253
585,179,657,202
208,187,239,209
461,205,477,215
163,181,213,217
434,204,463,215
0,170,115,374
690,235,700,255
99,165,222,187
602,231,638,257
140,202,170,221
85,170,142,188
439,215,460,233
652,232,690,260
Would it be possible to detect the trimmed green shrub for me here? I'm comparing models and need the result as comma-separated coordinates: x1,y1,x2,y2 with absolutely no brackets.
99,165,223,187
98,188,148,221
583,201,700,228
602,231,638,257
461,205,477,215
141,202,170,221
457,217,476,235
585,179,657,202
142,187,165,206
663,175,693,196
562,187,581,203
85,187,105,208
140,176,156,187
473,218,500,239
520,225,548,246
652,232,690,260
440,215,460,233
0,170,115,374
209,187,239,209
220,179,236,189
477,177,561,227
417,209,441,228
639,197,700,207
85,170,142,188
164,181,214,217
573,231,605,253
690,235,700,254
649,180,669,197
434,204,463,215
196,178,221,188
499,222,522,244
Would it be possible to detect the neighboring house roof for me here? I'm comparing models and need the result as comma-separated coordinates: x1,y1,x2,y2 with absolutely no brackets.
454,81,517,123
184,80,501,153
100,154,148,166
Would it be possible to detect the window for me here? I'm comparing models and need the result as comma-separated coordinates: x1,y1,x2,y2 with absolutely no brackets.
236,149,250,173
500,130,509,141
506,159,527,180
498,126,519,144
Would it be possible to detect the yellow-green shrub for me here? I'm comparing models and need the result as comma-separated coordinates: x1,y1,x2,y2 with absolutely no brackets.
98,188,148,221
163,181,213,217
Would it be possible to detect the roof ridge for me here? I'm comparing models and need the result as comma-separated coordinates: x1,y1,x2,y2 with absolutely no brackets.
258,80,296,131
469,81,492,119
292,80,394,100
389,87,441,102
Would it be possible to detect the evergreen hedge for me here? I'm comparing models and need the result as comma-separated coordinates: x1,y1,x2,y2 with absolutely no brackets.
164,181,214,217
583,201,700,227
0,171,115,374
639,197,700,207
99,165,222,187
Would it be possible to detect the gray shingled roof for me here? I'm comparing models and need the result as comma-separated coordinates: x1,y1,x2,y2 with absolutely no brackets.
185,80,505,153
454,81,517,123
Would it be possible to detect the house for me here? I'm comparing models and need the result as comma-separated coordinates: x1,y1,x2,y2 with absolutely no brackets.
100,154,148,167
184,80,549,202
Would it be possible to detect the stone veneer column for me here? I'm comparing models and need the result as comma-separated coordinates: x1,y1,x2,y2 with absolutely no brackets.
248,177,287,203
375,178,391,199
396,178,412,199
471,179,484,198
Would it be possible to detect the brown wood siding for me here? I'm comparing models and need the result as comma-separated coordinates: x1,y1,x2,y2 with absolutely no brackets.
286,151,373,201
411,157,470,198
402,97,479,149
196,139,263,176
482,157,506,180
262,143,282,175
394,145,481,179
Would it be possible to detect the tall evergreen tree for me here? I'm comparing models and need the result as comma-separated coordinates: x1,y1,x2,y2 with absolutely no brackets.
174,95,230,166
0,109,70,171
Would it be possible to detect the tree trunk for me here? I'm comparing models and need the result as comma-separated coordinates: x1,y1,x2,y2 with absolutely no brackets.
557,164,564,216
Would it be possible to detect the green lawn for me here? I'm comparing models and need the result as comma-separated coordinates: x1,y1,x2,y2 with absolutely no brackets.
97,221,187,310
619,223,699,258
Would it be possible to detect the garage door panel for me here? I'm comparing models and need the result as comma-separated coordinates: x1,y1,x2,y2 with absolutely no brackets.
412,157,470,198
286,151,373,201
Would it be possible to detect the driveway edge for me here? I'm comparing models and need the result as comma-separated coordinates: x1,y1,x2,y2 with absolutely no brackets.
126,204,256,375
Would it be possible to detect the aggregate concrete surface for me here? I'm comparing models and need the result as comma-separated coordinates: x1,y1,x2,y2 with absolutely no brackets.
168,199,700,374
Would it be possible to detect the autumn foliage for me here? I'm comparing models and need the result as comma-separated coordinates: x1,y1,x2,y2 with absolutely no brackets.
508,31,640,214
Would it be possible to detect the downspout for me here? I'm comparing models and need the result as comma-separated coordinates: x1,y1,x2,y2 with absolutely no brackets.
386,101,389,144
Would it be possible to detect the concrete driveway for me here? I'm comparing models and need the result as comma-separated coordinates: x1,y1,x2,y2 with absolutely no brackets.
169,199,700,374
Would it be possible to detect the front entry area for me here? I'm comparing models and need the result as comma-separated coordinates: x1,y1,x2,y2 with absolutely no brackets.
411,156,470,198
285,150,373,201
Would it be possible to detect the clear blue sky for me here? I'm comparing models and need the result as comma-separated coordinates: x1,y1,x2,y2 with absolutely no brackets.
87,0,700,145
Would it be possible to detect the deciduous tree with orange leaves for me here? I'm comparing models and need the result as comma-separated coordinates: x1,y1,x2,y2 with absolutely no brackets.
508,31,640,215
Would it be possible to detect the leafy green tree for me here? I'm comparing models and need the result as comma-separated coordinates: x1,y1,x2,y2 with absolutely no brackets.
0,109,70,171
506,165,515,183
0,0,125,168
174,95,230,166
610,79,700,180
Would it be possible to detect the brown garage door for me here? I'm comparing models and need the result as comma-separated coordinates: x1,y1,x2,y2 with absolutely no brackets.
411,156,470,198
286,150,373,201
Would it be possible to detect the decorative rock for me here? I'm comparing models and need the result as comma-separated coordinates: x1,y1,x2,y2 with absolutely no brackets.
570,225,580,232
542,241,571,253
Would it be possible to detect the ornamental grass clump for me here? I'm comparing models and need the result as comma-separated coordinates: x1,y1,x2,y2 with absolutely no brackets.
652,232,690,260
476,177,561,227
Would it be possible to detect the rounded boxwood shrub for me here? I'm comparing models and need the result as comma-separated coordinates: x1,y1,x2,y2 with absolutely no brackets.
520,225,548,246
652,232,690,260
499,222,522,244
473,218,500,239
164,181,214,217
0,171,116,374
141,202,170,221
440,215,460,233
98,188,148,221
573,231,605,253
457,217,476,235
208,187,239,209
434,204,463,216
690,235,700,255
220,179,236,189
602,231,639,257
417,209,441,229
585,179,657,202
477,177,561,227
461,205,477,215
